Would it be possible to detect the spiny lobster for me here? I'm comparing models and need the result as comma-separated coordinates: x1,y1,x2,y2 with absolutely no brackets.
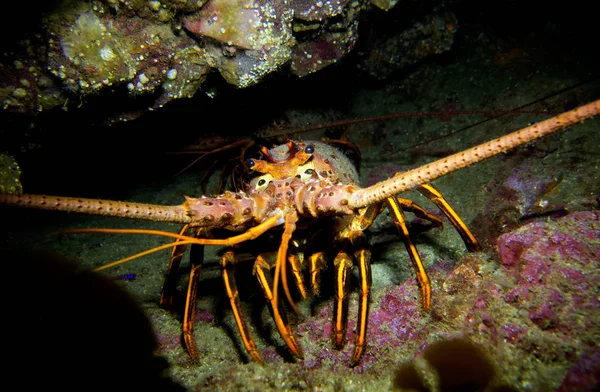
1,99,599,366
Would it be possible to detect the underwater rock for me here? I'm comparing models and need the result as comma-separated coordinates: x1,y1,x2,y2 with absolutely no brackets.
1,0,462,117
556,349,600,392
103,0,208,23
45,2,213,109
290,28,358,76
290,0,362,76
152,46,213,109
292,0,349,22
184,0,294,88
0,154,22,194
50,8,138,93
185,0,277,50
472,155,567,246
0,57,64,114
370,0,399,11
360,13,458,78
0,0,462,118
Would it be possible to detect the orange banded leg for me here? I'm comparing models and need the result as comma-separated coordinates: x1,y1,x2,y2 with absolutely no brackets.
417,183,480,251
287,254,308,300
331,206,379,364
254,254,304,359
332,252,353,349
350,236,372,367
309,252,327,296
182,242,205,360
159,224,192,310
221,251,263,363
395,198,443,229
386,196,432,311
272,212,304,357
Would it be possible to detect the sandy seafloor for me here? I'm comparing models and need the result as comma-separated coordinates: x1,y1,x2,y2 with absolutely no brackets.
1,23,599,392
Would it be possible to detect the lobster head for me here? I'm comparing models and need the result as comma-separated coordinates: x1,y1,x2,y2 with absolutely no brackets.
246,140,359,193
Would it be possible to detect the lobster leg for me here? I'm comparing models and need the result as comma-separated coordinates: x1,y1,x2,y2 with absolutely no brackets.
159,224,193,310
182,239,205,360
386,196,432,311
254,254,304,359
308,252,327,296
158,225,207,360
331,236,372,366
350,234,371,367
221,251,263,363
394,198,443,229
332,206,378,362
332,251,353,349
417,183,481,251
287,254,309,300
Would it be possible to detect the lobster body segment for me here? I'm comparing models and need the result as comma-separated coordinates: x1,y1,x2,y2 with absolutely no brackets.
182,191,268,229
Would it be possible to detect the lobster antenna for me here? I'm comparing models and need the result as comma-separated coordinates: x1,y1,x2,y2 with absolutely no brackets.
349,99,600,209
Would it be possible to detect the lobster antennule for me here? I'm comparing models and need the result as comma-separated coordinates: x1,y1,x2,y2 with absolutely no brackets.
349,98,600,209
0,193,192,224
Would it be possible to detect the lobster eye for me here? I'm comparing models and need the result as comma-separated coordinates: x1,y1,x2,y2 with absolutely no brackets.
245,158,256,169
304,144,314,154
258,179,266,186
304,169,314,175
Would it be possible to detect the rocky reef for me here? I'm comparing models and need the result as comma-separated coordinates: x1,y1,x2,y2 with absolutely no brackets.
0,0,457,117
0,154,22,194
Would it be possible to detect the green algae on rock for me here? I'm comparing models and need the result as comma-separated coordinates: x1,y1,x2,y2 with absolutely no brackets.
184,0,295,88
0,154,22,194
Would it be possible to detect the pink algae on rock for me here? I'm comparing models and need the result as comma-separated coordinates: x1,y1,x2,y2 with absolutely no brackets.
184,0,266,50
556,349,600,392
497,211,600,269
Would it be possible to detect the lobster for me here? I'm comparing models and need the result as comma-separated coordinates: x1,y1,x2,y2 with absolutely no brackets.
1,99,599,366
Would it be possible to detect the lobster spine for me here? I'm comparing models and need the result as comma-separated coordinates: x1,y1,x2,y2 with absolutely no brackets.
0,193,192,224
294,179,358,217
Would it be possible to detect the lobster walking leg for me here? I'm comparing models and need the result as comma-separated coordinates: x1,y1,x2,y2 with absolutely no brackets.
254,254,304,359
350,236,372,367
287,254,309,300
331,205,379,360
308,252,327,296
386,196,432,310
332,251,353,349
159,224,193,310
394,198,443,229
221,251,263,363
417,183,480,251
158,225,208,360
330,235,372,366
182,237,205,360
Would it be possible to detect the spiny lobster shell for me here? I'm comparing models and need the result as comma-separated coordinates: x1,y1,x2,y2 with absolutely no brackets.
248,140,359,188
